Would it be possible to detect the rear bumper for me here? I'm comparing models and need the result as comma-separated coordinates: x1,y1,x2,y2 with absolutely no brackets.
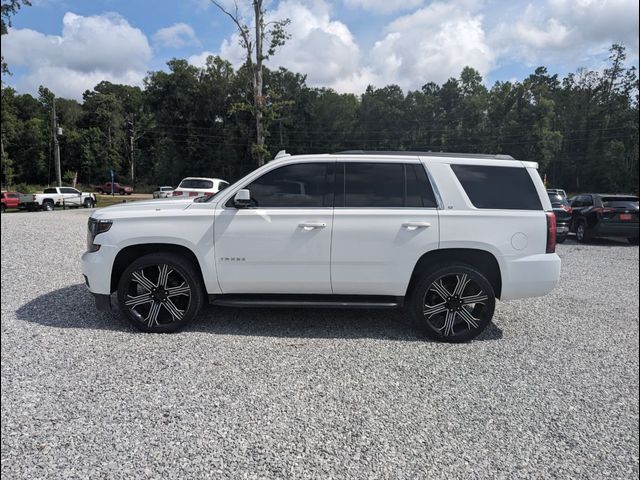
500,253,561,300
592,223,639,238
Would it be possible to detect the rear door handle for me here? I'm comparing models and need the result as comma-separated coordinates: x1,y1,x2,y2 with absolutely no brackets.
402,222,431,230
299,222,326,230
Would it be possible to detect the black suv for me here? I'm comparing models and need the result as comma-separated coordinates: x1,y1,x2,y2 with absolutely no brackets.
547,190,571,243
569,194,639,244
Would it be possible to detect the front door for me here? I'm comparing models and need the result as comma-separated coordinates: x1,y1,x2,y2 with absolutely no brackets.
60,187,83,206
214,161,334,294
330,161,440,296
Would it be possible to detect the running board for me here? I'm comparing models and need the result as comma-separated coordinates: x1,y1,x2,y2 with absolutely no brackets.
209,294,404,309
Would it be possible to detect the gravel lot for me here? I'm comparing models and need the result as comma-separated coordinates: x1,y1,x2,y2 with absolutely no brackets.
1,209,638,479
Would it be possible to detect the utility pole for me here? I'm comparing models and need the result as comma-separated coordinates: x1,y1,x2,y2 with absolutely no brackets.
52,97,62,187
130,132,134,184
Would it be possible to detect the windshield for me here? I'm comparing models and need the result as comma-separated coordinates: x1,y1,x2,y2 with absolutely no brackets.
601,197,639,208
548,193,569,208
178,179,214,189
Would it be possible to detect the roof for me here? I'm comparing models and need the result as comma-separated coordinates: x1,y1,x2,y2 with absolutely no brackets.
334,150,515,160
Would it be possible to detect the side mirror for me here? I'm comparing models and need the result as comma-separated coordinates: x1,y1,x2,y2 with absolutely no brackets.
233,189,251,208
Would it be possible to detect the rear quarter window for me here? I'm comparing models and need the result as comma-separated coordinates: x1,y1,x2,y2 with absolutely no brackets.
451,164,542,210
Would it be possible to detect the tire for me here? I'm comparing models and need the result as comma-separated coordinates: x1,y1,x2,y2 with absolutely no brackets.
575,221,589,243
119,189,125,195
42,201,54,212
96,189,103,194
117,253,204,333
83,198,93,208
628,237,639,245
556,234,567,244
408,263,496,343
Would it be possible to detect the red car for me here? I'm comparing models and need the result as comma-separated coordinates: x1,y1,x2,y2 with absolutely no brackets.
95,182,133,195
1,191,20,213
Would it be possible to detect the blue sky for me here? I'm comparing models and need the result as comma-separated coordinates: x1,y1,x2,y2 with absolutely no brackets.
2,0,638,100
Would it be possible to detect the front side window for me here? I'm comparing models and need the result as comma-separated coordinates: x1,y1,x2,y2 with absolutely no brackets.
242,162,331,208
451,164,542,210
60,187,79,194
336,162,437,208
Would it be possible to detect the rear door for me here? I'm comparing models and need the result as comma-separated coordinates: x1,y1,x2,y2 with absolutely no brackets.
214,161,334,294
330,161,440,296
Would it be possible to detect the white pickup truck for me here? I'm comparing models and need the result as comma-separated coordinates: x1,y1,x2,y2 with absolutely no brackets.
35,187,96,211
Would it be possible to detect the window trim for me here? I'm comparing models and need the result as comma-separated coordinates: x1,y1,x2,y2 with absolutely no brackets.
224,161,335,209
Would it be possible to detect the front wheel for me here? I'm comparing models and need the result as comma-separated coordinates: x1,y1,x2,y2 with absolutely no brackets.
117,253,204,333
408,264,496,343
83,198,94,208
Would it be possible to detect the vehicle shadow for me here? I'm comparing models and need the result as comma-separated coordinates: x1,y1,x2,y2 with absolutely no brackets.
562,236,635,247
15,284,503,342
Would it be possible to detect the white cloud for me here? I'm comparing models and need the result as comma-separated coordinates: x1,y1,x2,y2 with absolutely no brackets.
491,0,639,65
190,0,367,92
342,0,424,14
188,50,216,68
369,1,495,89
2,12,151,100
153,22,200,49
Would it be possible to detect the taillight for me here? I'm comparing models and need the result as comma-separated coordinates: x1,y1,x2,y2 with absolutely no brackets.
173,191,182,196
546,211,557,253
189,191,198,197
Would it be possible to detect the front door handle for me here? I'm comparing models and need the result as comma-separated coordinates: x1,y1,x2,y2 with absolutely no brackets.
299,222,326,230
402,221,431,230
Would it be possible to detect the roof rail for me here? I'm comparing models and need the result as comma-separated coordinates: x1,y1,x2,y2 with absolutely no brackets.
334,150,515,160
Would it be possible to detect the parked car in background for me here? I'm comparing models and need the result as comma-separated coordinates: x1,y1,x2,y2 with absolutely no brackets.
547,189,572,243
1,192,20,213
95,182,133,195
34,187,96,211
569,194,639,244
153,186,174,198
171,177,229,198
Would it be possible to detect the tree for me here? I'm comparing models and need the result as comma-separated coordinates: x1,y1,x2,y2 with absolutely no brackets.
210,0,290,166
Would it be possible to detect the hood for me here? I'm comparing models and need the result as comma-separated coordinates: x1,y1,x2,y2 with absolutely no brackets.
92,197,194,219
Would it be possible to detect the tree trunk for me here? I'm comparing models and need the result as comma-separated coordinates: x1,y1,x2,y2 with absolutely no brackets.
254,0,265,166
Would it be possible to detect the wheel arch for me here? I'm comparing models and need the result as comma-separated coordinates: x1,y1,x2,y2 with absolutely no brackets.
406,248,502,299
111,243,206,294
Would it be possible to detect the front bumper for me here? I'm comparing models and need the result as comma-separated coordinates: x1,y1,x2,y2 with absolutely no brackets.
81,244,119,295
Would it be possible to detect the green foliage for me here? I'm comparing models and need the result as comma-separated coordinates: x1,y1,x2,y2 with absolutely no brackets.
1,45,638,194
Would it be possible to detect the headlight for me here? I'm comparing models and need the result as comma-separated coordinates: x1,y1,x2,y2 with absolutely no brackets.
87,218,112,252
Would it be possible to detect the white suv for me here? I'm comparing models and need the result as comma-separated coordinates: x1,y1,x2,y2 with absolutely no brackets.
171,177,229,198
82,151,561,342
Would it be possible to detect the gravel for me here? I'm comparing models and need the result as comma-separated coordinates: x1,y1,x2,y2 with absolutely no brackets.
1,209,638,479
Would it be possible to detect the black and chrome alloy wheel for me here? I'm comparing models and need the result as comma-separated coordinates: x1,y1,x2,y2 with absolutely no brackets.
410,264,495,342
117,253,203,333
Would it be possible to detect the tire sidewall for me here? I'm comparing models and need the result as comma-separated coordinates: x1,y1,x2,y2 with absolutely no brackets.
576,222,587,243
43,202,54,211
408,264,496,343
117,253,204,333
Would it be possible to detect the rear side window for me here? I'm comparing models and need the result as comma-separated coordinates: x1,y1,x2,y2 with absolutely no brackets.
451,164,542,210
601,197,639,208
43,188,57,194
336,162,437,208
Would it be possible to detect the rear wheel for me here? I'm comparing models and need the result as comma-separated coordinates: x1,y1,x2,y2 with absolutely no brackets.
408,264,495,343
42,200,54,212
575,221,589,243
117,253,204,333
